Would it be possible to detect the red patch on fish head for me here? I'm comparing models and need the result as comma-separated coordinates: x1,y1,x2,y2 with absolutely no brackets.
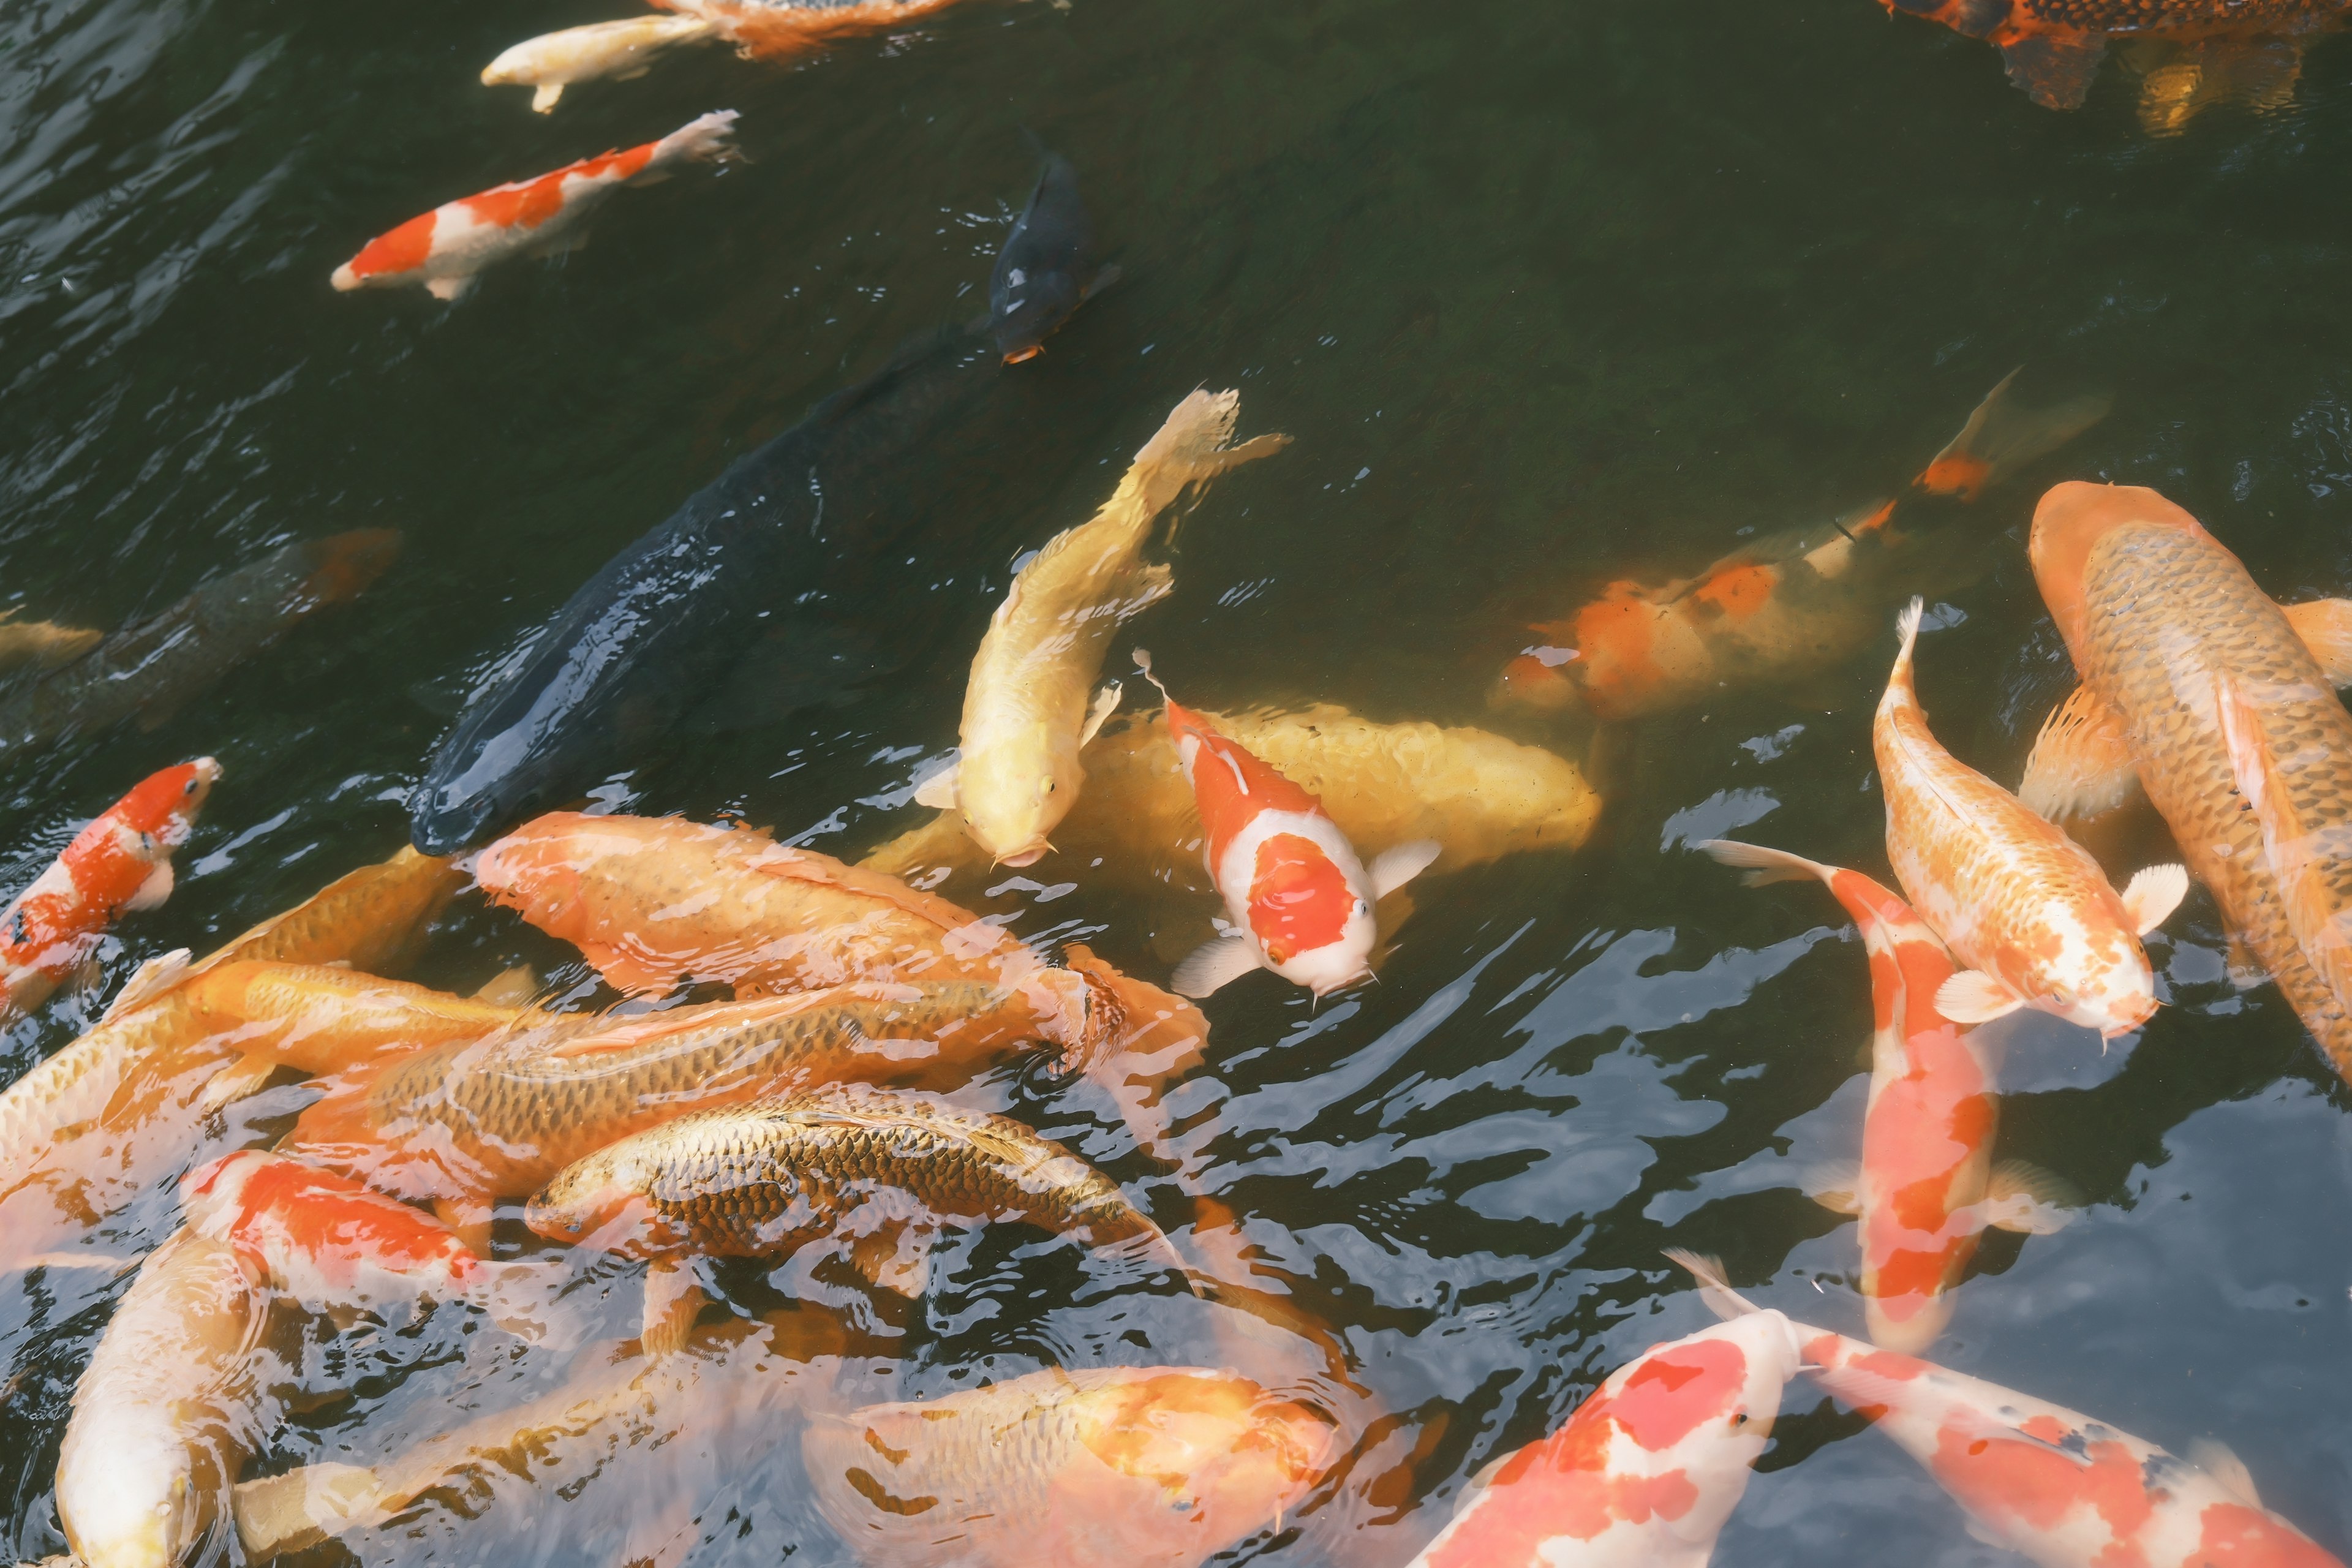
181,1151,258,1208
1567,584,1668,722
1690,563,1777,622
2029,483,2213,665
113,758,219,836
1248,834,1355,968
349,211,439,281
1612,1338,1749,1450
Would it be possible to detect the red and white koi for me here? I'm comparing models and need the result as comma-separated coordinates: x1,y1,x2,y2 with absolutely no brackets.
332,111,739,302
1675,1254,2341,1568
1404,1311,1804,1568
1134,652,1437,998
179,1152,486,1314
0,757,218,1024
1876,598,2184,1036
1698,842,2069,1352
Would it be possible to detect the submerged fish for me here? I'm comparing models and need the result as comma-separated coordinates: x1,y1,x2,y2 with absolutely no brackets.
918,390,1289,864
866,703,1600,900
1882,0,2351,112
333,112,739,302
1137,654,1436,999
987,150,1115,364
0,758,217,1025
409,153,1114,854
481,16,720,113
1699,842,2067,1351
1490,373,2107,723
803,1366,1333,1568
1677,1254,2344,1568
1877,598,2184,1036
659,0,972,64
0,530,399,766
2028,482,2352,1081
0,611,102,676
1404,1312,1803,1568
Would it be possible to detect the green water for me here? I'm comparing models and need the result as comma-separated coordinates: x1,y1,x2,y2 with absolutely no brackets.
3,0,2350,1561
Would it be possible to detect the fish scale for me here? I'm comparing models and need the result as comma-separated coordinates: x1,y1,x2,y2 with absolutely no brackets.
2076,521,2352,1074
2018,0,2343,29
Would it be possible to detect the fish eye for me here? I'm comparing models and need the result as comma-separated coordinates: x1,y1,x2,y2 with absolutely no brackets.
183,778,198,795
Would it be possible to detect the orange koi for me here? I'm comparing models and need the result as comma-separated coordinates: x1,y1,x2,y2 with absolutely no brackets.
657,0,970,63
179,1151,486,1313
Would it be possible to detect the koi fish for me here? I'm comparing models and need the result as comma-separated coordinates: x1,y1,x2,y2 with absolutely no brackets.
409,156,1113,855
333,111,739,302
176,960,529,1076
0,609,101,675
0,758,217,1025
802,1366,1333,1568
917,390,1289,864
1403,1312,1803,1568
1877,598,2184,1036
867,701,1600,900
527,1085,1176,1349
987,149,1118,364
1882,0,2350,113
1490,372,2108,723
658,0,971,65
1698,841,2067,1350
1675,1253,2345,1568
179,1151,489,1314
54,1231,285,1568
2026,483,2352,1080
481,16,720,113
1134,654,1437,998
0,530,399,766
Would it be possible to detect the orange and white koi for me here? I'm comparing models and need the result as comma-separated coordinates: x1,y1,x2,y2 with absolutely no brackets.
0,758,217,1023
1134,654,1436,999
1698,842,2068,1351
657,0,969,64
1677,1254,2344,1568
1404,1311,1803,1568
1877,598,2184,1036
332,111,739,302
179,1152,487,1313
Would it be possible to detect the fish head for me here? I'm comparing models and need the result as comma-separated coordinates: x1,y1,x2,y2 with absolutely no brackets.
524,1148,679,1257
1082,1373,1333,1548
2029,483,2213,667
1245,830,1378,998
2024,940,2158,1038
1489,646,1585,715
988,153,1096,364
58,1419,214,1568
119,756,222,844
958,743,1074,869
177,1150,267,1233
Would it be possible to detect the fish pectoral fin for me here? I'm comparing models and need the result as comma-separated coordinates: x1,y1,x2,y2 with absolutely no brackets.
1802,1159,1864,1218
1981,1159,2081,1235
1934,970,2025,1025
1368,839,1442,900
125,858,175,913
2184,1438,2262,1507
912,760,960,811
2001,32,2108,111
1170,933,1261,999
2120,862,2189,936
639,1260,710,1357
102,946,193,1022
1964,1515,2013,1551
424,274,478,303
2283,597,2352,686
198,1054,285,1117
470,962,538,1006
1079,681,1123,747
2225,932,2269,991
530,82,565,111
231,1462,388,1559
848,1220,937,1300
2019,684,2142,822
614,64,653,80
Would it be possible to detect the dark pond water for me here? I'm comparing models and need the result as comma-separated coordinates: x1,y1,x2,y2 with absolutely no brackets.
4,0,2351,1562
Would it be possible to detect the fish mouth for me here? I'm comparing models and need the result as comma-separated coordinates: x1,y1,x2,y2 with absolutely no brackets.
1000,345,1043,365
997,846,1047,869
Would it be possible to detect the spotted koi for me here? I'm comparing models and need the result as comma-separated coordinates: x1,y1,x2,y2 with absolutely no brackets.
179,1151,483,1311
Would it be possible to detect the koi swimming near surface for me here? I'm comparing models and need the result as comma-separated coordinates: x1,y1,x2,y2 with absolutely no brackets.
481,17,721,113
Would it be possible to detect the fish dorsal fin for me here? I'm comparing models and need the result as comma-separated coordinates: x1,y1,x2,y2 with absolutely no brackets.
1935,970,2024,1025
1170,933,1260,998
1368,840,1440,900
2019,684,2142,823
913,760,960,812
103,947,194,1023
1804,1159,1864,1218
1981,1160,2079,1235
2120,863,2188,937
2184,1438,2261,1507
1080,682,1123,748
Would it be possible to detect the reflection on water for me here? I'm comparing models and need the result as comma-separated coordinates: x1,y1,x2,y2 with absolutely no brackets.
2,0,2351,1562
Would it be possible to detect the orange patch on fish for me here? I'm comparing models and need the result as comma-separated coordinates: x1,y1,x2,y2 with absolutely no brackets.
1691,563,1777,620
1247,833,1352,965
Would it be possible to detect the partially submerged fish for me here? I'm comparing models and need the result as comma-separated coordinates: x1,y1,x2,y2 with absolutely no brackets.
0,530,399,766
2027,482,2352,1080
1678,1253,2345,1568
409,154,1113,854
1699,842,2067,1351
481,16,720,113
1882,0,2351,113
918,390,1289,864
1490,373,2107,723
802,1366,1333,1568
333,112,739,301
1404,1313,1804,1567
865,702,1600,900
658,0,972,65
1876,598,2184,1036
0,758,217,1025
987,150,1117,364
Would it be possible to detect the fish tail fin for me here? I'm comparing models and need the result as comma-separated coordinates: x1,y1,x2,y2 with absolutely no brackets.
1663,1248,1768,1322
2214,671,2352,1006
1060,945,1208,1167
644,109,741,176
1126,390,1292,518
1890,595,1926,694
1916,368,2112,501
1694,838,1829,889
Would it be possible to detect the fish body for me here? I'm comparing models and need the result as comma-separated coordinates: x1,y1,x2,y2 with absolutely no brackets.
1876,598,2180,1036
180,1151,484,1311
481,17,719,112
1147,669,1436,998
0,758,217,1023
803,1366,1333,1568
1405,1313,1804,1568
334,112,737,301
2029,483,2352,1079
659,0,971,64
177,960,526,1074
929,390,1288,864
1490,374,2106,723
0,531,398,766
55,1231,278,1568
409,159,1112,856
989,151,1110,363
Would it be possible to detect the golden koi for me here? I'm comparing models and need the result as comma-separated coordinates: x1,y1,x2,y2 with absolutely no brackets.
1877,598,2184,1036
481,16,719,113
